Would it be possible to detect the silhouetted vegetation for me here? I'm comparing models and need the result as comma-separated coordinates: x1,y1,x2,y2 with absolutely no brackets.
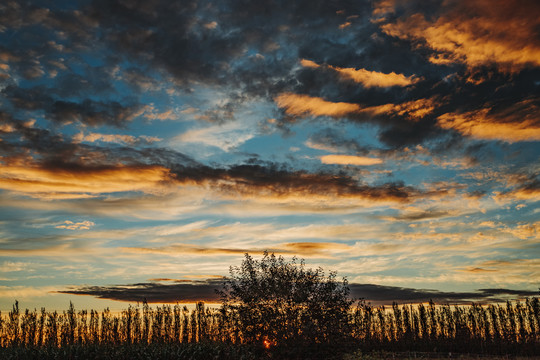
219,252,353,355
1,254,539,359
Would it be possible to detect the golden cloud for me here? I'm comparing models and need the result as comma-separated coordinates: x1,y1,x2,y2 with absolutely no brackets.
379,0,540,71
275,92,436,120
0,163,174,198
300,58,420,87
299,59,320,68
320,155,383,166
275,93,361,117
437,107,540,143
330,66,420,88
121,241,353,258
496,187,540,203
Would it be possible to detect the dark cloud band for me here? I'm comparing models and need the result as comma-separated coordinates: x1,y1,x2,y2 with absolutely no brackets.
58,279,537,305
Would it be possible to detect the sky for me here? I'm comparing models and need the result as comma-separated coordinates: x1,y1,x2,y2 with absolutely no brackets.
0,0,539,311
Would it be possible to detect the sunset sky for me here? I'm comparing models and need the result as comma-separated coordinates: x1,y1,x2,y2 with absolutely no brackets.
1,0,539,311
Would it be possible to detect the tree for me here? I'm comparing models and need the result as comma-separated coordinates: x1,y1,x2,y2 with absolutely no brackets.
219,252,353,350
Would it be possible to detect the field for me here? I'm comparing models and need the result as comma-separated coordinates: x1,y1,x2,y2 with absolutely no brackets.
1,299,539,359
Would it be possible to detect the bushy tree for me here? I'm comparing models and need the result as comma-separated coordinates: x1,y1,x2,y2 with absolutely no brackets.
219,252,353,350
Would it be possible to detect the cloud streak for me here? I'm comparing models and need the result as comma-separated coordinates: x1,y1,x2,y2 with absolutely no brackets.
58,279,538,305
300,59,420,88
320,155,383,166
0,162,174,198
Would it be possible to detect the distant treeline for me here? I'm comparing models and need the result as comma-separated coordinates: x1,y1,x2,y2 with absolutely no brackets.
1,299,539,356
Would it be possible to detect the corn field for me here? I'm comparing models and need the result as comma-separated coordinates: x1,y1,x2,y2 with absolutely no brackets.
0,299,539,358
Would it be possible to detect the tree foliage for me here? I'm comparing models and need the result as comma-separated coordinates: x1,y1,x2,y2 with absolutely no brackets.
218,252,353,348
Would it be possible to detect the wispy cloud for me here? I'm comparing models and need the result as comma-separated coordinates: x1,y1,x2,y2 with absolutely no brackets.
120,241,352,259
55,220,95,230
73,132,161,145
174,121,256,151
300,59,421,87
275,93,437,120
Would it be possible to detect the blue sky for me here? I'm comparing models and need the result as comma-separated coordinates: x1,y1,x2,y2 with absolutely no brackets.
0,0,539,311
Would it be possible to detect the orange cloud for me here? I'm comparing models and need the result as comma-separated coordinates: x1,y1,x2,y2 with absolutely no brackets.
330,66,420,88
437,104,540,143
320,155,383,166
275,93,361,117
370,98,437,120
121,241,352,258
204,21,218,29
379,0,540,71
275,92,436,120
0,163,173,198
496,186,540,203
299,59,321,68
300,58,420,87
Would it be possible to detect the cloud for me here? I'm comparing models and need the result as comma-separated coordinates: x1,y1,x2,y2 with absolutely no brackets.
207,164,416,203
320,155,383,166
175,121,256,151
330,66,420,88
73,132,161,145
378,0,540,71
0,261,31,273
495,176,540,202
275,93,361,117
0,286,60,300
57,278,224,303
380,209,454,222
299,58,420,88
55,220,95,230
349,284,538,305
437,100,540,143
0,244,79,257
299,59,320,69
120,241,353,259
463,258,540,274
3,86,143,127
275,93,437,120
57,279,538,304
0,162,174,198
204,21,218,30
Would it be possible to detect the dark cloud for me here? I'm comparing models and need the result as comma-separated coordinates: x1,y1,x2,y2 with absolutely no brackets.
1,0,538,149
0,0,538,207
58,279,538,305
58,279,224,303
2,85,141,128
177,163,417,202
349,284,538,305
49,99,142,127
0,114,419,201
307,128,370,155
0,112,197,168
380,210,452,222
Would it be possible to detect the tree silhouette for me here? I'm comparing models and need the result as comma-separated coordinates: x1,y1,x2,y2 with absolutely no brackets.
219,252,353,351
